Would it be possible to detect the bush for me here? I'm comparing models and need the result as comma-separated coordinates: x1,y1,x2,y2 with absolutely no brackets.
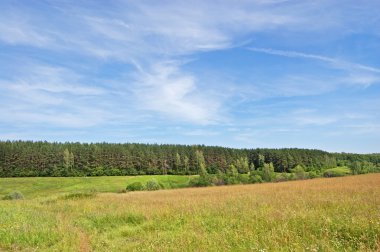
308,171,319,179
189,175,213,187
249,174,263,184
91,166,105,176
290,165,307,180
2,191,24,200
105,168,122,176
238,174,250,184
211,177,225,186
145,179,160,191
274,173,293,182
224,175,240,185
126,182,145,191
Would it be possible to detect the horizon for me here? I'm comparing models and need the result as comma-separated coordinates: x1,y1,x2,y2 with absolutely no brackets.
1,1,379,153
1,139,379,155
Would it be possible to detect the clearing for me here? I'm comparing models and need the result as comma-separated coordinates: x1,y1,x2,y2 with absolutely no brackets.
0,174,379,251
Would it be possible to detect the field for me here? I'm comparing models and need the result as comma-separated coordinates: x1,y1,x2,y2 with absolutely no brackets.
0,174,379,251
0,175,192,199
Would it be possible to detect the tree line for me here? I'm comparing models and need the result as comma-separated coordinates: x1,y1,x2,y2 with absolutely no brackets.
0,140,379,177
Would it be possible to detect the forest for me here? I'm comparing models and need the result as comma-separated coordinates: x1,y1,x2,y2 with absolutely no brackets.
0,140,379,178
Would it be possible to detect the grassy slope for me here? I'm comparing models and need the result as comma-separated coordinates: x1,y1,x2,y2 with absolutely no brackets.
0,175,193,199
1,174,379,251
323,167,352,176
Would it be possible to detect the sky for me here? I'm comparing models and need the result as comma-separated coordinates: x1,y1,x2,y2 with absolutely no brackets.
0,0,379,153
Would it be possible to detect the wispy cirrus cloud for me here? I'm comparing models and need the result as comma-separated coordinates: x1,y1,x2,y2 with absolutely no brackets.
249,47,380,74
248,47,380,92
183,129,220,137
7,65,105,96
0,63,110,128
0,0,300,125
0,0,379,152
291,109,338,126
130,61,221,124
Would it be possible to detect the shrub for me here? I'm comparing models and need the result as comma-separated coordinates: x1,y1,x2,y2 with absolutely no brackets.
189,175,213,187
290,165,307,180
211,177,225,186
145,179,160,191
105,168,122,176
212,171,226,186
91,166,105,176
126,182,145,191
274,173,292,182
224,175,240,185
2,191,24,200
308,171,319,179
238,174,250,184
249,174,263,184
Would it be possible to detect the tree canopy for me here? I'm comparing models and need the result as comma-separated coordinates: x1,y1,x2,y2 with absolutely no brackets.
0,140,379,177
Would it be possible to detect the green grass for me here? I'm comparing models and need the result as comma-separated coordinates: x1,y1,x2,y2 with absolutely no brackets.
0,174,379,251
323,167,352,177
0,175,193,199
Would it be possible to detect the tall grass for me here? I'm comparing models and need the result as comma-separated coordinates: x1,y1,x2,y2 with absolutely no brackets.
0,174,379,251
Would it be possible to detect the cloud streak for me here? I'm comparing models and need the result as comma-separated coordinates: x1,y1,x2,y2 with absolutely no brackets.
248,47,380,87
0,63,110,128
249,47,380,74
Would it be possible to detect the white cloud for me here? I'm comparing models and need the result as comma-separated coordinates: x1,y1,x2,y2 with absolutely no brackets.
3,1,293,125
183,129,220,136
77,1,297,58
344,123,380,135
0,18,52,46
131,61,221,124
8,66,104,95
249,47,380,73
0,0,379,132
0,109,107,128
248,47,380,88
343,73,380,88
0,64,109,128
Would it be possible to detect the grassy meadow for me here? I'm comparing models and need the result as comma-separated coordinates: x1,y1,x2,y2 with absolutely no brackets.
0,174,379,251
0,175,192,199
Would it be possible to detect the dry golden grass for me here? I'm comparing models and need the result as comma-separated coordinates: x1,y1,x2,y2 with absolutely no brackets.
1,174,379,251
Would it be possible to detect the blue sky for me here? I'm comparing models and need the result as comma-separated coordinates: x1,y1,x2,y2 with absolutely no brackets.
0,0,379,153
